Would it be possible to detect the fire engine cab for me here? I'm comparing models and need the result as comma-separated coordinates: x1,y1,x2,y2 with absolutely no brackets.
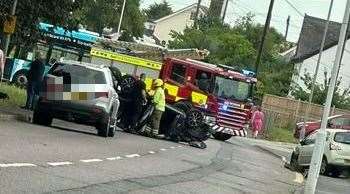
90,47,256,141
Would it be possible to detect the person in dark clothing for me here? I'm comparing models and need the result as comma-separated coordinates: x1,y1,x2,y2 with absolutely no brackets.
197,73,210,93
24,52,45,110
128,73,147,131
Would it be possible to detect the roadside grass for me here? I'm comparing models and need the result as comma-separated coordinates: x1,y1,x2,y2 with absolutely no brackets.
0,82,25,108
264,127,297,143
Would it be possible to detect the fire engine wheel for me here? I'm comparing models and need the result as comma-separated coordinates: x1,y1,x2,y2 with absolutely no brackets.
213,132,232,141
120,75,136,95
186,109,204,129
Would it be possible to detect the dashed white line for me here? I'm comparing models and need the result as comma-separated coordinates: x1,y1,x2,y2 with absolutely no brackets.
80,159,103,163
125,154,140,158
170,146,176,149
0,163,37,168
148,151,156,154
106,157,123,161
160,148,167,151
47,162,73,166
177,145,183,148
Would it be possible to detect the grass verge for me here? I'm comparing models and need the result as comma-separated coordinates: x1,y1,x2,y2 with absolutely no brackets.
0,82,25,108
264,127,297,143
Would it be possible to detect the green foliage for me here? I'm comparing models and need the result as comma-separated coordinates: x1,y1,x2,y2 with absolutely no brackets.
0,83,25,108
265,127,296,143
0,0,83,48
143,0,173,21
292,72,350,109
75,0,145,40
169,17,256,69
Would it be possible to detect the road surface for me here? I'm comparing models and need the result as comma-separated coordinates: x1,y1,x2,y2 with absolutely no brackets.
0,120,302,194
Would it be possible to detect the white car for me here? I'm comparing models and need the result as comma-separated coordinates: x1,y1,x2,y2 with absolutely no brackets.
290,129,350,177
34,60,119,137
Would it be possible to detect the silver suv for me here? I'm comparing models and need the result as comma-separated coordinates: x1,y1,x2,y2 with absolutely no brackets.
33,60,119,137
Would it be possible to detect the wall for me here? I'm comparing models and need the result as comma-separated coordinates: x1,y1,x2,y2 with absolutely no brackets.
153,7,205,43
292,41,350,92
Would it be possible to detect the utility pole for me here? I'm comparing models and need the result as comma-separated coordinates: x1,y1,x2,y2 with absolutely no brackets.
221,0,229,22
304,0,350,193
301,0,334,141
116,0,126,40
285,15,290,40
255,0,275,75
194,0,202,29
3,0,18,56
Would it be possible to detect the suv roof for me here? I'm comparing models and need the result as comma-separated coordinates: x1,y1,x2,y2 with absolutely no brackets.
59,60,108,70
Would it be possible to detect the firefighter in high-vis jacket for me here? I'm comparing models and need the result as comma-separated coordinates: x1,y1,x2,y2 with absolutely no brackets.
148,79,166,137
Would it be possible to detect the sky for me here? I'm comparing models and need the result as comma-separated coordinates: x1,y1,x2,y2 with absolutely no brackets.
140,0,348,43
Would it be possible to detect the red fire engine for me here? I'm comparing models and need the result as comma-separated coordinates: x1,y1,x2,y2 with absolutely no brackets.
90,47,256,141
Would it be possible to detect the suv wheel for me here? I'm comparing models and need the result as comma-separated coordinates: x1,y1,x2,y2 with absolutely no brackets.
320,157,330,175
33,109,53,126
96,115,115,137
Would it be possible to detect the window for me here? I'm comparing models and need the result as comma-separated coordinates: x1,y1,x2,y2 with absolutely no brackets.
303,131,318,145
50,63,106,84
334,132,350,144
195,70,212,92
190,11,196,20
170,63,186,84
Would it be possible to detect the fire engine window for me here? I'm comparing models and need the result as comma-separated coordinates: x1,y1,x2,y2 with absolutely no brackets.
195,70,211,92
170,63,186,84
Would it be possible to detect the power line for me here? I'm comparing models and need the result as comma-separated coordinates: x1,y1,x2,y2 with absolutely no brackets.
282,0,304,17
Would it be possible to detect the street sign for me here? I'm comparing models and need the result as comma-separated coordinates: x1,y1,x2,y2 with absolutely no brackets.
3,16,17,34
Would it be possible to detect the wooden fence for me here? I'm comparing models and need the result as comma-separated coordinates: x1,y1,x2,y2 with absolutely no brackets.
261,94,350,130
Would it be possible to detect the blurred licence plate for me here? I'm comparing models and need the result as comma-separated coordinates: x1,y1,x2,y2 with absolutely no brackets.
71,92,87,100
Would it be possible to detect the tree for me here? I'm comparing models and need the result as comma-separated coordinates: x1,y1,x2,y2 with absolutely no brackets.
74,0,145,41
144,1,173,21
292,72,350,109
169,17,256,69
0,0,83,50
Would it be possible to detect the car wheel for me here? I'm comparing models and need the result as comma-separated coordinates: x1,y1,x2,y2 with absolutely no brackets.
330,168,342,178
320,157,330,175
13,71,28,88
33,109,53,126
290,151,302,172
96,116,111,138
213,132,232,141
108,117,117,137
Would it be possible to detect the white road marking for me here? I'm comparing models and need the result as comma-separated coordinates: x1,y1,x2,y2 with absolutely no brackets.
106,157,123,161
80,159,103,163
294,172,304,184
160,148,167,151
125,154,140,158
177,145,183,148
170,146,176,149
148,151,156,154
0,163,37,168
47,162,73,166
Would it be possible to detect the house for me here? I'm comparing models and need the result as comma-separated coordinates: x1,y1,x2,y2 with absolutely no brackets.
291,15,350,92
144,3,208,44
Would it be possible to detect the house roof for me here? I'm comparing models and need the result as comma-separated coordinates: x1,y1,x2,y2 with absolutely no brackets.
292,15,350,63
153,3,208,23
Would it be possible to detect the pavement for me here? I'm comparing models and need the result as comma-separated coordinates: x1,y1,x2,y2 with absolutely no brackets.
0,119,303,194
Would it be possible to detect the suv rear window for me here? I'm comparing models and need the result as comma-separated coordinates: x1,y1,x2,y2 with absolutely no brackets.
49,63,106,84
334,132,350,144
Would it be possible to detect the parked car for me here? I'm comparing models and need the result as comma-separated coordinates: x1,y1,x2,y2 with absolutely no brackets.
290,129,350,177
294,115,350,139
33,60,119,137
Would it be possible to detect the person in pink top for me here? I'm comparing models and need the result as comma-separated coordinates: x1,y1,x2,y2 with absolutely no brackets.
0,43,5,81
251,106,265,138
